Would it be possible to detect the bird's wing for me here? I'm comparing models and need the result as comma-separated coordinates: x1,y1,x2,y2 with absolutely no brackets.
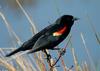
28,33,58,53
21,24,56,49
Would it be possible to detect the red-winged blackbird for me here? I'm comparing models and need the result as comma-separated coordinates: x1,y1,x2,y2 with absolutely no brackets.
6,15,78,57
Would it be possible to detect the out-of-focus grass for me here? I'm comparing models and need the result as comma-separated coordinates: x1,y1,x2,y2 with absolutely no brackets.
86,13,100,45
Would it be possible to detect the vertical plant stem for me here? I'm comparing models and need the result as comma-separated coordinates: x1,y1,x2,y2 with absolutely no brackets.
71,48,78,71
45,50,57,71
86,14,100,45
16,0,37,34
0,58,16,71
16,0,47,71
80,33,96,71
60,56,68,71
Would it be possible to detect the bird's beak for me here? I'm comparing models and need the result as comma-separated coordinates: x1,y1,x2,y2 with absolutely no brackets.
73,17,79,21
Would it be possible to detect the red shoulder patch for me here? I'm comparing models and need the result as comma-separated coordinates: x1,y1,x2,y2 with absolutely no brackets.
53,26,67,36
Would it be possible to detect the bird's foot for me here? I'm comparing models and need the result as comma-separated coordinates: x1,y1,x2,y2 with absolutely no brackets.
46,54,51,62
44,54,51,59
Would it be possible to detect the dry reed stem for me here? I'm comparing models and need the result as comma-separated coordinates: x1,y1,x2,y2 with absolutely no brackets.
82,61,85,71
0,12,22,45
59,54,68,71
38,52,47,71
86,13,100,45
84,61,89,71
16,57,28,71
32,53,46,71
82,61,89,71
16,1,47,71
68,34,80,71
17,55,35,71
20,56,33,71
80,33,96,71
0,58,16,71
71,48,78,71
0,2,42,71
16,0,37,34
45,50,57,71
56,34,72,71
26,55,40,71
0,11,28,71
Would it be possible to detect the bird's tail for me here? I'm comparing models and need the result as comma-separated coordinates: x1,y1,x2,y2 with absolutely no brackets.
6,47,22,57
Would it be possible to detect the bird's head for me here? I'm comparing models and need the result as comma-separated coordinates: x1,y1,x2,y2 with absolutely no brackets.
53,15,79,37
58,15,79,27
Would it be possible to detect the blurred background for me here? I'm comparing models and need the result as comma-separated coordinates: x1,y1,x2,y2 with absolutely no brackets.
0,0,100,71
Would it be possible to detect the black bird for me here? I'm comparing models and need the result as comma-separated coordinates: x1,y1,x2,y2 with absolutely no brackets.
6,15,78,57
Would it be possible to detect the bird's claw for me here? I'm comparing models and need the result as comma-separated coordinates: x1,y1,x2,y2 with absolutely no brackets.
44,54,51,61
46,54,51,62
